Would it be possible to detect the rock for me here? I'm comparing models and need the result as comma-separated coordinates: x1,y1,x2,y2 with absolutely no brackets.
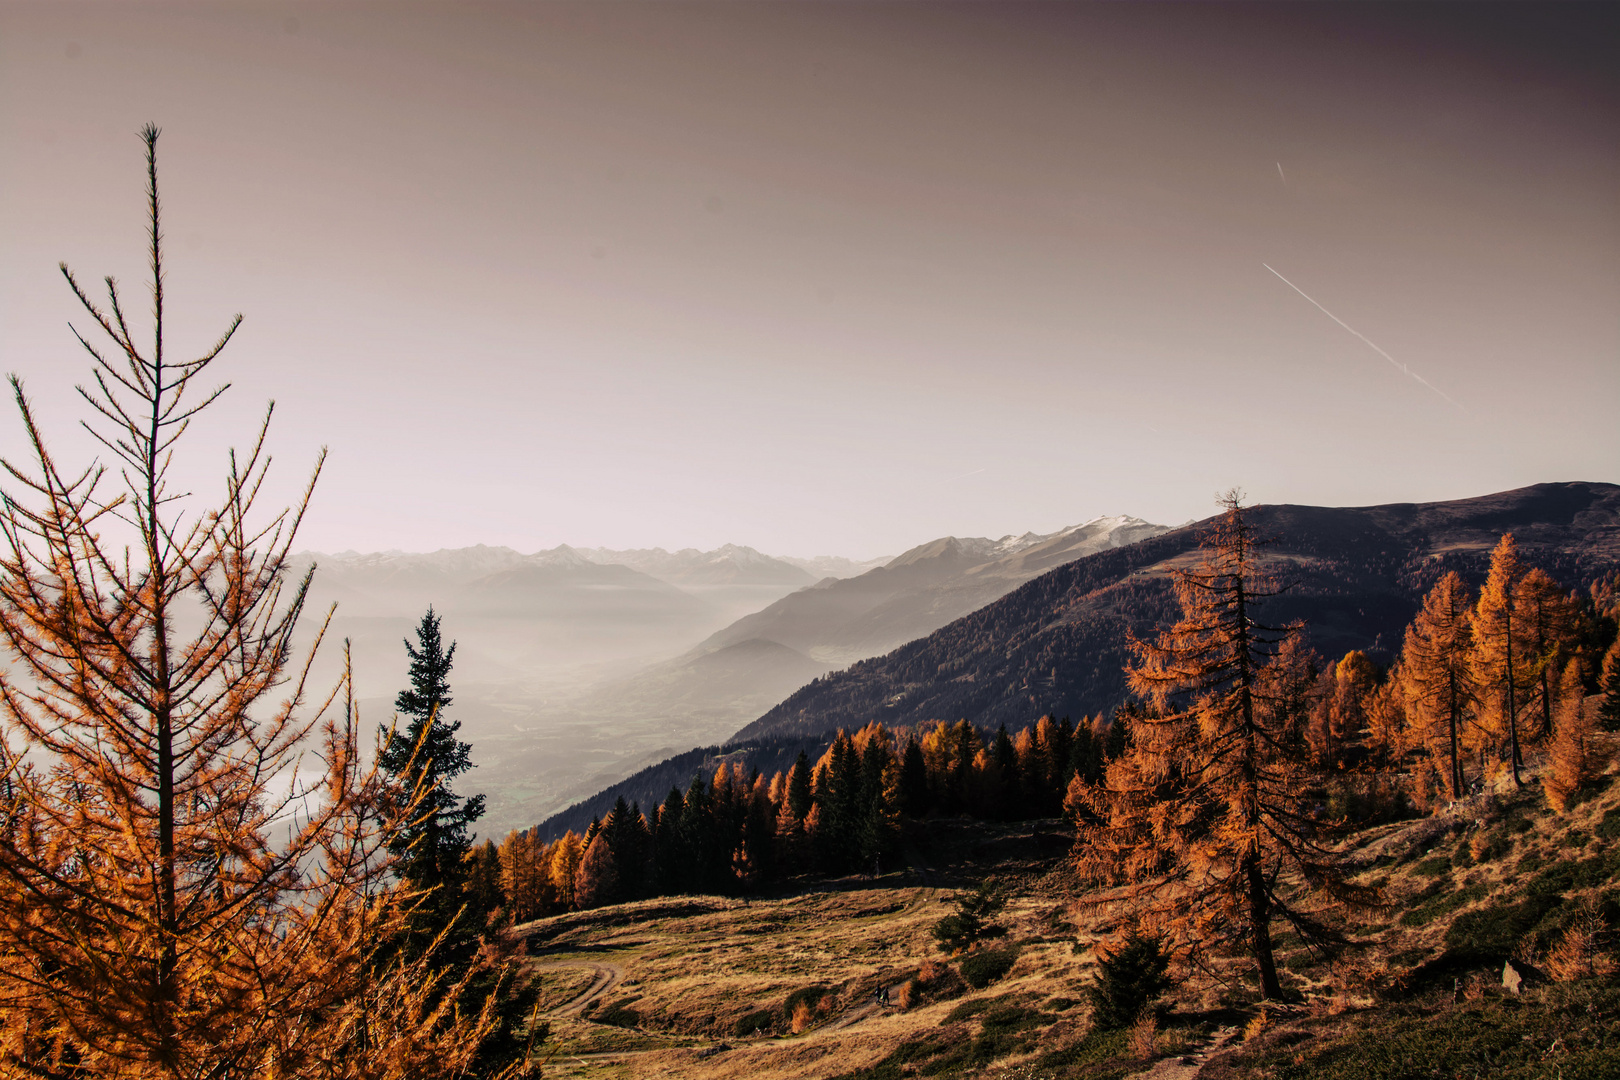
1502,959,1545,994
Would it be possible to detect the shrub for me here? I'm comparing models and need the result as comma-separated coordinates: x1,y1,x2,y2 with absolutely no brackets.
1086,931,1172,1028
781,984,830,1023
733,1008,774,1037
960,945,1021,989
1129,1012,1159,1059
1596,808,1620,842
933,878,1009,954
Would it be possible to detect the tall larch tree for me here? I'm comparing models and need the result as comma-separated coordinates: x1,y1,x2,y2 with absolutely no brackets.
1472,534,1530,785
1071,493,1371,1001
0,126,501,1078
1543,662,1597,812
1513,568,1579,742
378,608,487,955
1400,572,1478,801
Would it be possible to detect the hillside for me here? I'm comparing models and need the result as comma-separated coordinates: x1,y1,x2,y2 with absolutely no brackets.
734,482,1620,743
515,758,1620,1080
697,516,1169,668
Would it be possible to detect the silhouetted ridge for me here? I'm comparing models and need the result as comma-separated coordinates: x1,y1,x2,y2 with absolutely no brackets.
731,482,1619,744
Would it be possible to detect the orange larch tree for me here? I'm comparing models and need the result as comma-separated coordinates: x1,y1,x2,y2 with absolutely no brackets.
1070,493,1372,1002
0,127,504,1079
1399,572,1478,802
1472,534,1530,785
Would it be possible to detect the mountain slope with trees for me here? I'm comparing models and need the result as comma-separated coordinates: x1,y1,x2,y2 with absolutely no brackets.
734,483,1620,744
696,516,1169,667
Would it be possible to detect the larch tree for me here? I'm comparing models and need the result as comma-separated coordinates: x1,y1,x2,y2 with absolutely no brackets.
1543,662,1597,812
1070,493,1371,1002
1512,568,1579,743
0,127,501,1078
1472,534,1530,785
1400,572,1478,802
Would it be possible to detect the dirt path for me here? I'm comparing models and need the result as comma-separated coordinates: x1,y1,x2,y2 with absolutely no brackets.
1124,1025,1242,1079
532,960,626,1018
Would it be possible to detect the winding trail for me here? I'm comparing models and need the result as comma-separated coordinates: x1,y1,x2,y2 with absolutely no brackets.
531,960,625,1018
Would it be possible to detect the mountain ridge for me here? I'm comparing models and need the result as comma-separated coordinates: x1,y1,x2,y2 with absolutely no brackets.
730,481,1619,745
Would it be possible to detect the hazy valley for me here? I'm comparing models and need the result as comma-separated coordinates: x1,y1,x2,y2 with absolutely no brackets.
294,516,1167,838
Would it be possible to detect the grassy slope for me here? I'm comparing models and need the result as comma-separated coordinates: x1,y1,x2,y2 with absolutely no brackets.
514,760,1620,1080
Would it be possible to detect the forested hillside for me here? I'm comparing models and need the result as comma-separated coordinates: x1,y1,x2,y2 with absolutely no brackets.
734,482,1620,743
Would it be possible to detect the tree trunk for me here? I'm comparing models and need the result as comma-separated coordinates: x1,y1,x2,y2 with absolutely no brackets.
1246,852,1281,1000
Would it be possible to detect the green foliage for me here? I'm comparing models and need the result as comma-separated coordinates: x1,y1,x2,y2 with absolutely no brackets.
378,608,485,907
933,878,1009,953
1412,856,1451,878
1033,1026,1133,1078
960,944,1022,989
1085,931,1172,1028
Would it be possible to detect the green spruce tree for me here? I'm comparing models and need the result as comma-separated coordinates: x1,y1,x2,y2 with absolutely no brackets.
379,607,486,953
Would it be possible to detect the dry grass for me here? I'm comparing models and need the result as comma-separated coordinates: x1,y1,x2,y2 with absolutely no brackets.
517,770,1620,1079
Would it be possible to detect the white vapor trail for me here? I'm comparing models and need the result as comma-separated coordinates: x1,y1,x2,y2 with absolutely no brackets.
1263,263,1466,412
1277,162,1286,185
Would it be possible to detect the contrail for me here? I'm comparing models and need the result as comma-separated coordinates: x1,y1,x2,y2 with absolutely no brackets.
1277,162,1286,185
1263,263,1466,412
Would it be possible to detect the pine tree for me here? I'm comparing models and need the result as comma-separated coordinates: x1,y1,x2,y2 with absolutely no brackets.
378,608,486,954
0,126,501,1076
1086,931,1173,1029
1071,492,1371,1001
1400,572,1478,801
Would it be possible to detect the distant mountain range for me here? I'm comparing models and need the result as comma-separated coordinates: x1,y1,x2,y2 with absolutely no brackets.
694,516,1169,667
731,482,1619,745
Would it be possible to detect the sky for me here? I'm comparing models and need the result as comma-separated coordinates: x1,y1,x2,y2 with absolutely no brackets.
2,2,1616,560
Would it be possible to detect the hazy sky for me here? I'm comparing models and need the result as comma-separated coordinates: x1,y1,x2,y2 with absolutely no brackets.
3,2,1615,559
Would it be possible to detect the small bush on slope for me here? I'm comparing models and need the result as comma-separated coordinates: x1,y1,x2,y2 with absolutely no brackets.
1085,931,1173,1028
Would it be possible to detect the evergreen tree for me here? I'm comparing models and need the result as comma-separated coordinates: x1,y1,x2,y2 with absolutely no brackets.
378,608,486,954
898,737,930,817
1086,931,1173,1029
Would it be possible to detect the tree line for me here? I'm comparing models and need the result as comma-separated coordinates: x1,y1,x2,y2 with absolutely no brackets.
479,710,1124,921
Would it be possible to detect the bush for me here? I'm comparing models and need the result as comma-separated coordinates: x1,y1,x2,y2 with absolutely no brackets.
1596,809,1620,841
781,984,830,1022
733,1008,774,1037
1086,931,1172,1028
960,945,1021,989
933,878,1009,954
